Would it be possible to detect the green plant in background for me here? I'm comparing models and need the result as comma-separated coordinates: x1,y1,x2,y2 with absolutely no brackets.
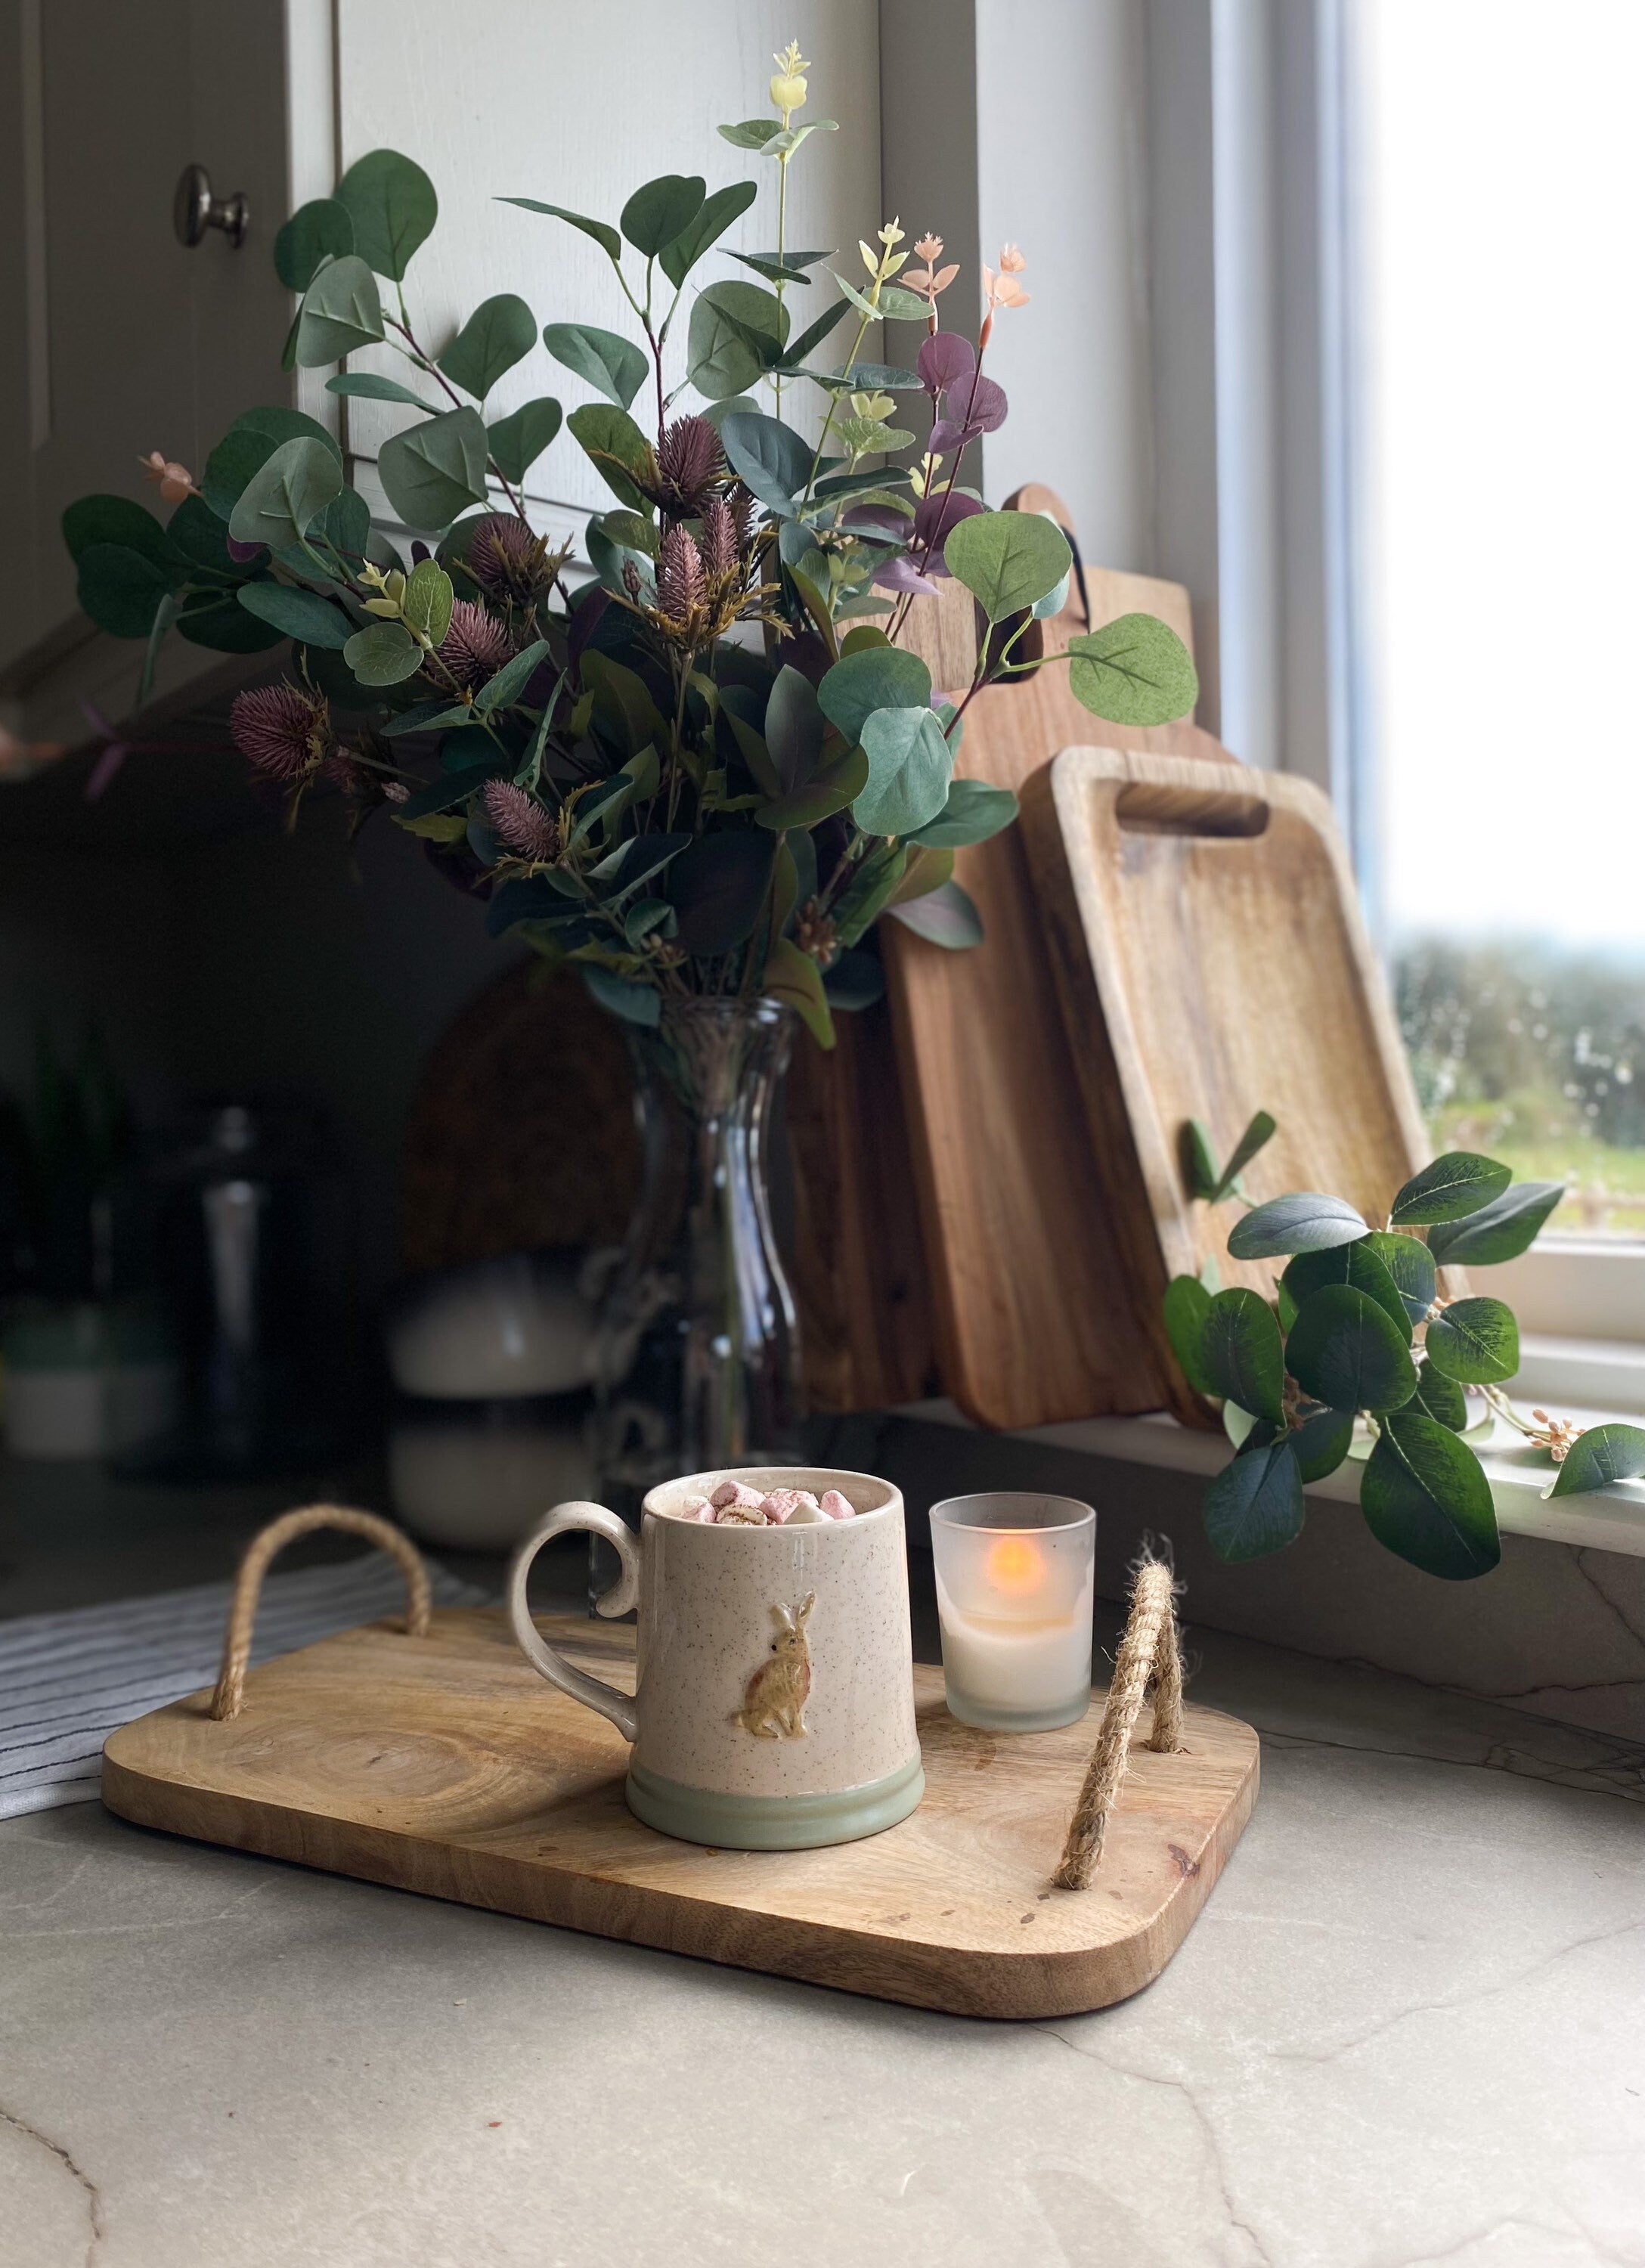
1163,1119,1645,1576
61,43,1198,1048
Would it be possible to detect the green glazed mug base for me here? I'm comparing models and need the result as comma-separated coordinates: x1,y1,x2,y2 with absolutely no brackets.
625,1752,925,1851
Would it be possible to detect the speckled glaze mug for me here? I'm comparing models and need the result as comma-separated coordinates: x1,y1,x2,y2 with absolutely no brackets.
506,1467,924,1849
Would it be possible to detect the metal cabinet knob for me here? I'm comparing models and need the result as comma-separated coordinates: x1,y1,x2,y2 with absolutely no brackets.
174,162,249,250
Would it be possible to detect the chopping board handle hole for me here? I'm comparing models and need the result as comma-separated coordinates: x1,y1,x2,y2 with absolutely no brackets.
1114,782,1270,839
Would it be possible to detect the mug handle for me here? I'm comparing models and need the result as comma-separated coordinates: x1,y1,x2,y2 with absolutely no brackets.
506,1501,642,1743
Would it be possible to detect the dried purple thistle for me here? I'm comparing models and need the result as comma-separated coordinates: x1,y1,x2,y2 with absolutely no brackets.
469,513,542,603
726,482,757,553
230,682,332,781
699,497,739,581
653,414,725,513
655,526,707,622
481,779,558,861
436,599,514,689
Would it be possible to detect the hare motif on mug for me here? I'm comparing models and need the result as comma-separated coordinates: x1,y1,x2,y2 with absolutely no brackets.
734,1593,815,1738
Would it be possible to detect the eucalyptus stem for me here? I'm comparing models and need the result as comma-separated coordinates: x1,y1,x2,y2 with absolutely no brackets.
773,152,791,422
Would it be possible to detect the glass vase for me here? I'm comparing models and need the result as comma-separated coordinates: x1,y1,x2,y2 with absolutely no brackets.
590,995,804,1530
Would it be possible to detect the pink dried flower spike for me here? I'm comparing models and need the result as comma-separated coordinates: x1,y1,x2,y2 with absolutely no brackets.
436,599,514,689
481,779,558,862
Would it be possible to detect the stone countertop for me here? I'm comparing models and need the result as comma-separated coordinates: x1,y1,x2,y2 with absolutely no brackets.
5,1538,1644,2268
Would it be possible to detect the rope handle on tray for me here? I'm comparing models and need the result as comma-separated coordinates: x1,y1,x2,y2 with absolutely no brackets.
1052,1557,1185,1890
211,1504,432,1722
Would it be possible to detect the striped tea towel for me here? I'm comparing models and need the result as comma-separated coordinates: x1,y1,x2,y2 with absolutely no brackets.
0,1554,491,1820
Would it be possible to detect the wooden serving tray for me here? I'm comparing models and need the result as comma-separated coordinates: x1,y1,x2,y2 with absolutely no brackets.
103,1607,1258,2019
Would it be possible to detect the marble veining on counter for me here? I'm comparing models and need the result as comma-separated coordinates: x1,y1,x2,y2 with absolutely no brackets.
2,1616,1643,2268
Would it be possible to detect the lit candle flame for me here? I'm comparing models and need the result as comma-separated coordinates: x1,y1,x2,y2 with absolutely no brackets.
985,1532,1045,1596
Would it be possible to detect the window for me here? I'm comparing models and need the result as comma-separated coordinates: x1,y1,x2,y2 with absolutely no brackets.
1348,0,1645,1246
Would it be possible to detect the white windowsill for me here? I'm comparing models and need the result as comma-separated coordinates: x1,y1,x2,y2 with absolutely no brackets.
897,1343,1645,1560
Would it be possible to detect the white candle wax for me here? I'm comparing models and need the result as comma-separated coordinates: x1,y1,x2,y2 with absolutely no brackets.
937,1598,1093,1712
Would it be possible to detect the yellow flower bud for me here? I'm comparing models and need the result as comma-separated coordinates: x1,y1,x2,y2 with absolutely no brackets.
770,42,808,116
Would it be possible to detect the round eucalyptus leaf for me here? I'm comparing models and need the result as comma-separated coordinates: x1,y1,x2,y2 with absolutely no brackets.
1203,1438,1305,1562
62,494,180,572
336,148,438,280
1361,1230,1437,1327
665,829,777,953
1285,1283,1417,1414
1362,1412,1500,1579
1408,1363,1469,1432
883,878,982,950
377,407,489,531
488,398,563,485
1424,1296,1519,1385
1066,613,1199,727
227,437,343,556
1427,1181,1566,1265
401,558,454,647
1227,1191,1368,1259
294,254,383,365
817,645,931,745
274,198,354,293
621,172,706,257
1389,1151,1512,1228
1293,1406,1355,1483
907,779,1019,849
1282,1238,1410,1340
853,706,953,838
543,323,649,413
659,179,758,288
75,544,175,638
1547,1421,1645,1500
439,294,537,401
236,581,353,648
1163,1274,1216,1399
942,510,1071,622
1200,1287,1286,1424
343,619,424,686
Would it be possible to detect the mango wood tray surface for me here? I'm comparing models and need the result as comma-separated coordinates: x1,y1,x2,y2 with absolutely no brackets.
103,1608,1258,2020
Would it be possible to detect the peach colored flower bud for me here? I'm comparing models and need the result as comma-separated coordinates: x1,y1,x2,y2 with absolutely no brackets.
999,242,1027,273
914,234,944,265
138,450,196,505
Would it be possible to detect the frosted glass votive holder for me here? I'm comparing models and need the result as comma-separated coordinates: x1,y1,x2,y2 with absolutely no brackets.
931,1492,1096,1732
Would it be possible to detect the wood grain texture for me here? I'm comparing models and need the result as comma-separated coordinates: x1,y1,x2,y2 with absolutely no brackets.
881,489,1235,1428
1021,746,1438,1422
102,1607,1258,2021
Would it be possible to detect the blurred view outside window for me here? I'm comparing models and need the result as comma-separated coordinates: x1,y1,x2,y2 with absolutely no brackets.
1353,0,1644,1238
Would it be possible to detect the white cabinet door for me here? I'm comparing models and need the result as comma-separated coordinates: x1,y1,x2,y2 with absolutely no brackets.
330,0,882,537
0,0,301,705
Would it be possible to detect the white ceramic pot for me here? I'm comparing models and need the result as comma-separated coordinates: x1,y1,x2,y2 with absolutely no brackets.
506,1467,923,1850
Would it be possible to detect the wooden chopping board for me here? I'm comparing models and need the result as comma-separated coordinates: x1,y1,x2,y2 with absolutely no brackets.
1021,747,1435,1418
102,1606,1259,2020
878,488,1235,1428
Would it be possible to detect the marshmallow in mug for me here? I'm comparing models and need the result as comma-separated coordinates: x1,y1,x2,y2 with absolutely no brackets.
674,1478,857,1526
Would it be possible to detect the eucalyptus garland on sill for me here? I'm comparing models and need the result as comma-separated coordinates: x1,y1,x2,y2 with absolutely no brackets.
64,45,1197,1495
1165,1114,1645,1579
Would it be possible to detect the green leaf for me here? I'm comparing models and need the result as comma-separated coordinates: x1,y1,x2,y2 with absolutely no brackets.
666,830,777,953
1182,1120,1220,1201
659,179,758,287
764,119,839,157
584,966,662,1027
762,664,825,791
343,620,423,685
401,558,454,647
1408,1365,1468,1432
731,247,831,284
1200,1287,1286,1424
717,119,783,150
294,254,383,364
488,398,562,484
1361,1231,1437,1327
832,844,909,947
1067,613,1200,727
621,173,705,256
235,581,352,648
1293,1406,1355,1483
942,510,1072,622
75,544,174,638
326,371,439,411
542,322,648,411
1286,1284,1417,1414
1204,1439,1305,1561
1425,1297,1519,1386
1547,1423,1645,1500
200,407,342,522
763,935,835,1048
163,494,238,578
377,406,489,530
1282,1238,1410,1341
720,411,813,513
175,596,283,653
755,746,869,830
474,637,550,716
228,437,343,554
62,495,180,573
829,271,928,324
853,706,953,837
687,280,788,399
1390,1151,1512,1228
776,296,852,371
1212,1109,1278,1201
1362,1413,1500,1579
816,645,931,744
1163,1274,1216,1397
336,148,438,280
565,403,654,510
884,879,983,949
1427,1181,1566,1266
498,197,621,259
274,198,354,292
906,779,1019,849
439,293,537,400
1227,1191,1368,1259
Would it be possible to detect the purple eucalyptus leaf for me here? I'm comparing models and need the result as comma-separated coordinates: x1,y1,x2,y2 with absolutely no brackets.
843,505,914,544
913,488,985,549
917,330,976,395
965,374,1008,432
227,536,264,565
928,418,981,455
872,556,940,598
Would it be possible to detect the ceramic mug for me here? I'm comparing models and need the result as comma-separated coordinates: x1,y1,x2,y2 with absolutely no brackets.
506,1466,924,1850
